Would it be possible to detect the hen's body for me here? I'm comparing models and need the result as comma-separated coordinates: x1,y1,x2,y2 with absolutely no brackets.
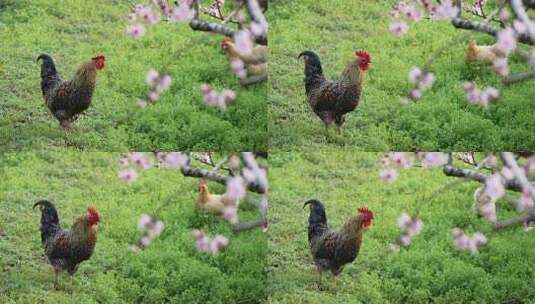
34,200,99,285
304,199,372,279
299,51,369,131
37,54,104,129
196,179,238,214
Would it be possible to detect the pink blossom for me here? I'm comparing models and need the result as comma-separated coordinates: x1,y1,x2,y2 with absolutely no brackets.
434,0,459,20
513,20,527,34
138,214,151,231
170,2,195,22
501,167,514,180
418,72,435,89
496,28,517,54
210,235,229,254
148,91,159,102
397,213,412,229
452,228,470,250
517,190,534,212
193,230,211,252
400,235,412,246
230,59,247,79
126,24,146,39
389,21,409,36
380,168,398,183
129,152,152,169
200,83,212,95
118,169,138,183
127,13,137,21
156,75,172,93
223,206,239,224
408,67,422,84
407,219,424,236
250,21,266,36
493,57,509,76
146,69,159,86
409,89,422,100
390,152,412,168
162,152,188,168
422,153,448,167
405,6,423,22
485,174,505,199
234,30,253,55
226,176,246,202
119,157,129,167
140,237,151,247
479,202,497,222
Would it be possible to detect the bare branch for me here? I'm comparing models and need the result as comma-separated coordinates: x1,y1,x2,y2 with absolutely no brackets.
502,70,535,85
246,0,268,31
181,164,266,193
232,218,267,233
511,0,535,41
494,208,535,229
451,17,534,44
443,164,526,192
189,19,267,45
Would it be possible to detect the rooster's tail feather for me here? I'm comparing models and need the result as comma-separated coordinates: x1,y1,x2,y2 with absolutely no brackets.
36,53,60,95
304,199,329,241
33,199,61,244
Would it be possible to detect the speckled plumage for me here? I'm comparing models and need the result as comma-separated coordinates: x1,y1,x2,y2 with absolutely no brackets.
304,199,371,276
298,51,368,129
37,54,101,128
34,200,98,278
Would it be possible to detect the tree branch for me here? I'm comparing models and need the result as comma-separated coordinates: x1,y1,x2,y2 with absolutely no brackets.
494,208,535,229
502,70,535,85
451,17,534,44
180,165,266,193
232,217,267,233
442,164,526,192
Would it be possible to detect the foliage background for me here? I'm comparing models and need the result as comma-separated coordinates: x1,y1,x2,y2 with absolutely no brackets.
268,0,535,150
0,0,267,151
268,151,535,303
0,152,267,303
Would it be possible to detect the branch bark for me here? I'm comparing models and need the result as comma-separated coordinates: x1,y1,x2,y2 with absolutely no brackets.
232,218,267,233
442,164,526,192
494,208,535,229
181,165,266,193
451,17,534,44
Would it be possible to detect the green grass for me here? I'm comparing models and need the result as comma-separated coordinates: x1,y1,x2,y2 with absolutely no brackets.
268,0,535,150
0,152,267,303
268,151,535,303
0,0,267,151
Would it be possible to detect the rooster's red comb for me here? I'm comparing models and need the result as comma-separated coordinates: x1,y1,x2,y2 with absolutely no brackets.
358,207,373,218
356,50,370,61
91,55,106,61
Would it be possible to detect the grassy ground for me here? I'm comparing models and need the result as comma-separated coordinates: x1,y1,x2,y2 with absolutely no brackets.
0,152,267,303
268,151,535,303
268,0,535,150
0,0,267,151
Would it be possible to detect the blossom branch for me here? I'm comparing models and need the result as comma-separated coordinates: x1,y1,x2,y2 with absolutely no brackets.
502,70,535,85
494,208,535,229
442,164,527,192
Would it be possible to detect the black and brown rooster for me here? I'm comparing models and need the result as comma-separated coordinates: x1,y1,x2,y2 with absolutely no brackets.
34,200,100,287
37,54,105,129
304,199,373,284
298,50,371,133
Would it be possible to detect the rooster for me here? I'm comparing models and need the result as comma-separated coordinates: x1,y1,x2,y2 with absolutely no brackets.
33,200,100,287
298,50,371,133
37,54,105,129
303,199,373,284
197,178,238,214
221,37,267,85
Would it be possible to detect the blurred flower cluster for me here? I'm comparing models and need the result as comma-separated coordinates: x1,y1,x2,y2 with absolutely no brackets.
389,1,458,36
452,228,487,254
401,67,435,103
138,69,172,107
193,229,229,255
390,213,424,252
200,83,237,110
126,1,195,39
129,214,165,253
